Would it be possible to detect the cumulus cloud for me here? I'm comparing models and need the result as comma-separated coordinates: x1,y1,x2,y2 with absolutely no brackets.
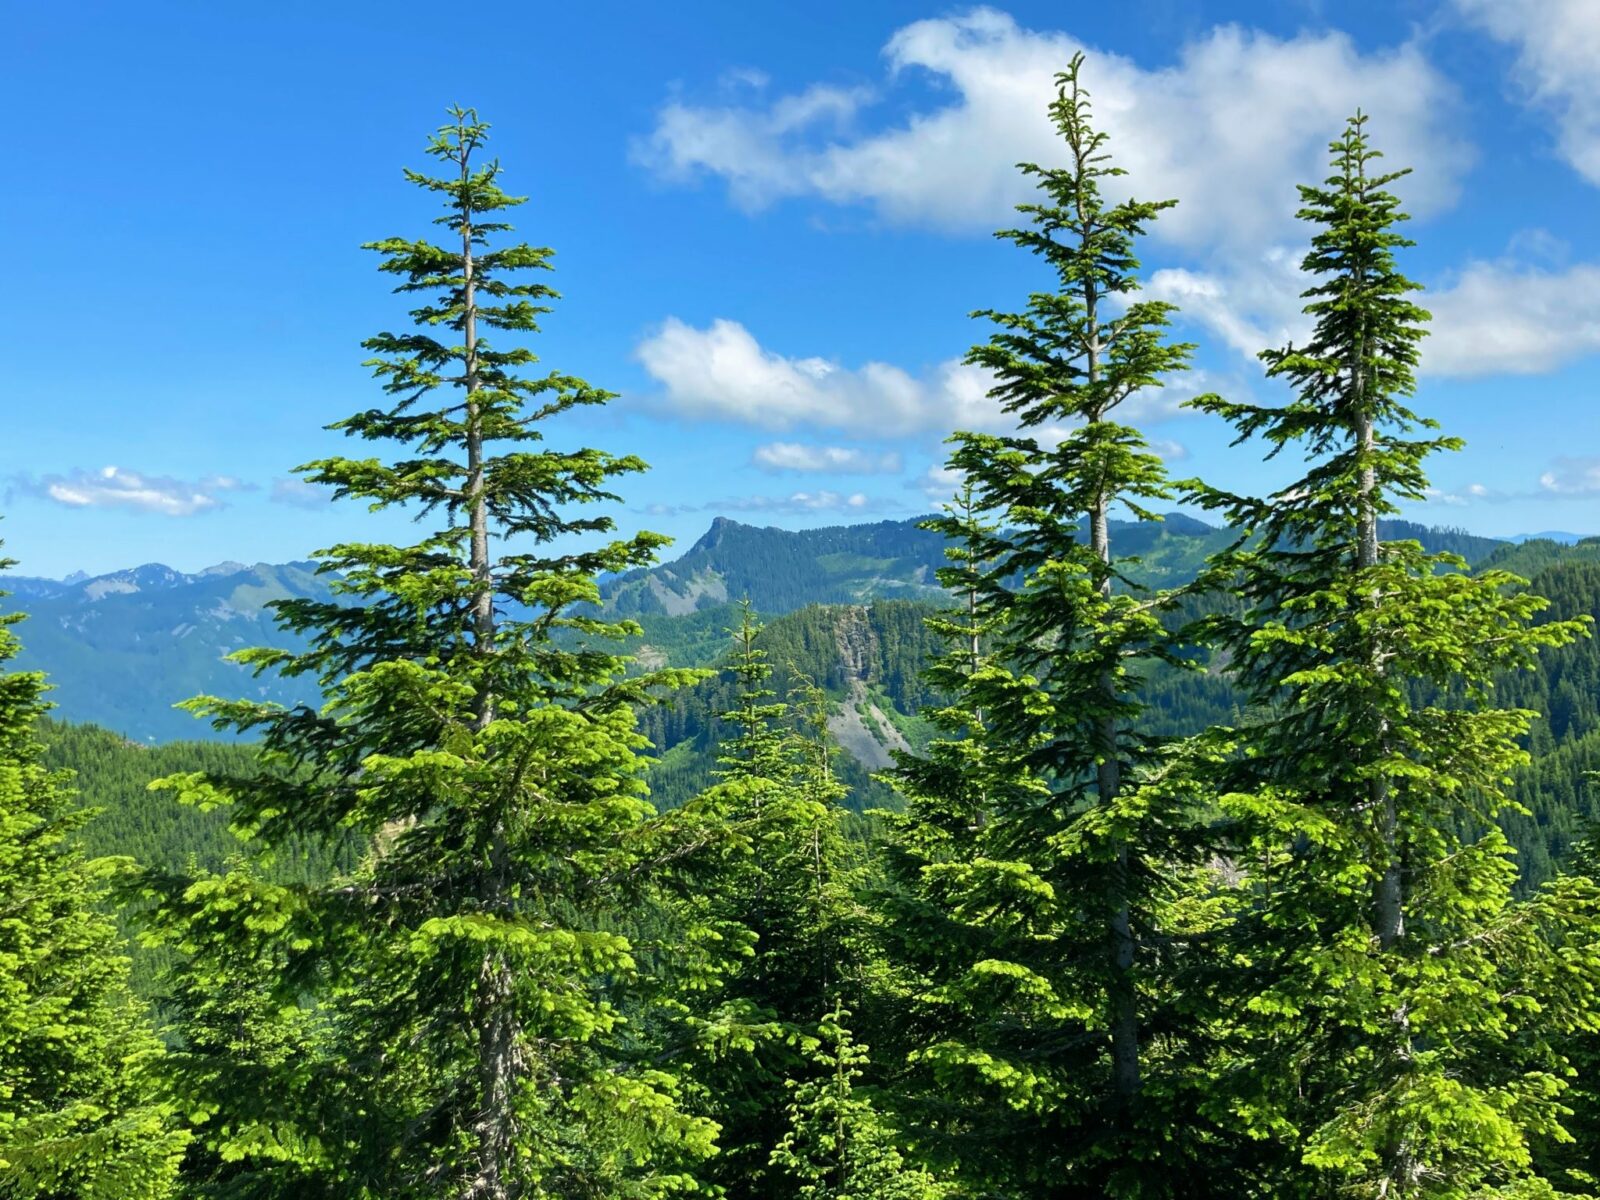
1148,249,1313,361
11,466,249,516
913,464,968,504
636,8,1467,250
636,317,1208,436
722,490,882,514
1540,457,1600,497
1455,0,1600,187
1149,439,1190,462
1149,245,1600,378
751,442,903,473
1423,482,1503,506
634,317,1003,435
1426,259,1600,377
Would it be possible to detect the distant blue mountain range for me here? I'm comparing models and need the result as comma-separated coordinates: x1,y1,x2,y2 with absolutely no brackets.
0,514,1525,743
1509,532,1595,545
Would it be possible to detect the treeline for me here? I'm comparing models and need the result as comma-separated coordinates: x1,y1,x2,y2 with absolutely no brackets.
3,66,1600,1200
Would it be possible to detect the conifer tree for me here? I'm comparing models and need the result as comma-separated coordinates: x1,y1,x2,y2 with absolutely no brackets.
1188,113,1600,1198
769,1004,947,1200
672,605,866,1198
138,110,716,1198
883,56,1226,1195
0,541,186,1198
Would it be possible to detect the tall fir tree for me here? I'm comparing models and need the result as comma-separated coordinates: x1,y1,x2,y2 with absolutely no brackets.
670,604,869,1199
0,539,186,1199
1187,113,1600,1198
136,110,717,1198
882,56,1229,1196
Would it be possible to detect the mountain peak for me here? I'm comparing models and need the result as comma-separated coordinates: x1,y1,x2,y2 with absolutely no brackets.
690,516,745,552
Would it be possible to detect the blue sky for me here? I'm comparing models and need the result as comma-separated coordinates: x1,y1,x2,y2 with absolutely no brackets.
3,0,1598,578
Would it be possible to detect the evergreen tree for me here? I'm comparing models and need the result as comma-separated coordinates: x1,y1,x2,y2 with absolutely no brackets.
1532,818,1600,1194
0,541,185,1198
136,110,715,1198
1187,113,1600,1198
883,56,1228,1195
670,605,867,1198
769,1004,947,1200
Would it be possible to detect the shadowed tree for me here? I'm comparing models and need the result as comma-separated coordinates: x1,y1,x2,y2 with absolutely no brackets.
0,537,186,1199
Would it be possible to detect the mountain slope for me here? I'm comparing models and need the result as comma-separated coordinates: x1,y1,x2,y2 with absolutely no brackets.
2,561,330,742
602,516,951,615
0,515,1512,743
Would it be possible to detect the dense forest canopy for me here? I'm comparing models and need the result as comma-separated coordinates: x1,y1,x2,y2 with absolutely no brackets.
2,69,1599,1200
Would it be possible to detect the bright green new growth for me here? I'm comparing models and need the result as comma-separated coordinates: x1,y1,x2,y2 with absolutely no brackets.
0,541,186,1199
669,603,870,1199
769,1004,947,1200
884,54,1227,1196
137,109,715,1199
1188,113,1600,1198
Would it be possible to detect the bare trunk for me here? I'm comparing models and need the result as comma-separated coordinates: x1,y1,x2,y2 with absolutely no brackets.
1356,353,1401,950
1078,192,1139,1101
457,138,515,1198
466,953,523,1200
1093,501,1138,1102
462,151,494,731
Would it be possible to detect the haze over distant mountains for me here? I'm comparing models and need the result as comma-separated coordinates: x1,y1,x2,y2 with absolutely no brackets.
1509,532,1593,545
0,512,1577,743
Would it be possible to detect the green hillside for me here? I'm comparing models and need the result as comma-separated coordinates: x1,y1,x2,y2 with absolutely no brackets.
5,562,329,742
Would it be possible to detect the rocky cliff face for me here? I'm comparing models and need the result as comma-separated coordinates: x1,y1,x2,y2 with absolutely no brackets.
825,606,910,772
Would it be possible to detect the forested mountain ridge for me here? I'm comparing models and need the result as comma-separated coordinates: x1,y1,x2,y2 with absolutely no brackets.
40,538,1599,907
600,511,1509,618
0,560,330,741
0,514,1518,744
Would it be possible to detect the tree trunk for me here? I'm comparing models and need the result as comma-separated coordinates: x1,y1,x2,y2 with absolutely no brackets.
1079,191,1139,1101
466,952,523,1200
1093,500,1139,1103
456,132,516,1199
1355,349,1401,951
461,147,495,731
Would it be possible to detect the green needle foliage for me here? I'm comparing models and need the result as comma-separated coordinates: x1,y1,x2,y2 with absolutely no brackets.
883,56,1229,1196
671,604,870,1198
135,110,715,1199
769,1004,947,1200
1187,114,1600,1198
0,543,186,1199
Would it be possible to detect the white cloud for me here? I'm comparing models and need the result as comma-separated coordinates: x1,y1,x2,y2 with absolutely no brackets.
1150,439,1190,462
637,490,894,517
1426,259,1600,377
1455,0,1600,186
635,317,1005,435
269,477,335,509
1150,246,1600,378
636,8,1467,250
14,466,248,516
636,317,1209,436
1423,482,1502,506
913,464,968,504
1148,249,1313,361
1540,457,1600,497
752,442,904,473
